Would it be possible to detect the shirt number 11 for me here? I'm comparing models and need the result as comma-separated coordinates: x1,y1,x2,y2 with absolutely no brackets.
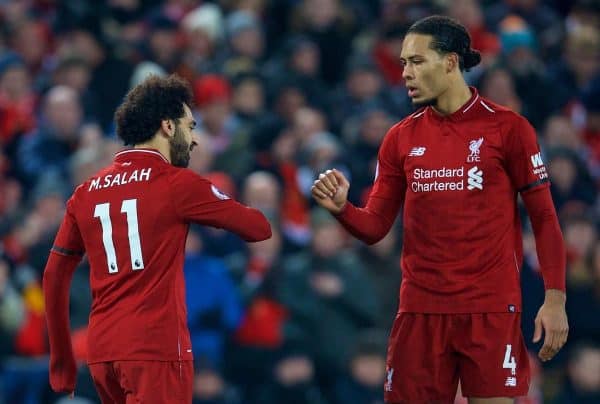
94,199,145,273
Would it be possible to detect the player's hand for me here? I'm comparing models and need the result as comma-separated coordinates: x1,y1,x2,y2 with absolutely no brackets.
533,289,568,362
311,169,349,214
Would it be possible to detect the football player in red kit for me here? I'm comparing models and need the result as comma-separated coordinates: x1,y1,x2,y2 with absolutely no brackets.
312,16,568,404
43,75,271,403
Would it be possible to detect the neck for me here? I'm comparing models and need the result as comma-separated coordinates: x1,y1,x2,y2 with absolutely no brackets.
432,77,472,116
135,138,171,163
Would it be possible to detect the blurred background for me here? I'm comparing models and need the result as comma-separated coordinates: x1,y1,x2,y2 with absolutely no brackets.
0,0,598,403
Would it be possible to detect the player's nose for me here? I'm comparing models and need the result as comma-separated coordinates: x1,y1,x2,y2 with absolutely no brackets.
190,132,201,149
402,65,414,81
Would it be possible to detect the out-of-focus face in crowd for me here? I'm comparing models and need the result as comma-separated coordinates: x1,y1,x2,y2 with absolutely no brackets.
568,345,600,394
0,62,30,101
43,86,82,141
547,155,577,194
479,68,521,113
232,76,264,117
565,25,600,86
544,116,581,151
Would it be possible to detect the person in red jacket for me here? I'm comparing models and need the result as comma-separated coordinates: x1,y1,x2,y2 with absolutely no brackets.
312,16,568,404
43,75,271,403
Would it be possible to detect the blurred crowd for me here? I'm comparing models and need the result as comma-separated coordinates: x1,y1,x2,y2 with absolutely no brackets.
0,0,599,403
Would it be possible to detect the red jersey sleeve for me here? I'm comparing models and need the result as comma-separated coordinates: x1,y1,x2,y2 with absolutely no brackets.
43,196,85,393
170,169,271,241
522,189,566,291
504,115,565,291
503,115,549,194
51,196,85,256
336,124,406,244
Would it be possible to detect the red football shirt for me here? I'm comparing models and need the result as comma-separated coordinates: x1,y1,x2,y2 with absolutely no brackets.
47,148,271,364
337,89,554,313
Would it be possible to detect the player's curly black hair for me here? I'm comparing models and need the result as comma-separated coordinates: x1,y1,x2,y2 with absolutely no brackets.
407,15,481,72
115,75,193,146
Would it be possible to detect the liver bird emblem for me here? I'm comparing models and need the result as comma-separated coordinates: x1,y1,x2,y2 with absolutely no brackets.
469,137,484,156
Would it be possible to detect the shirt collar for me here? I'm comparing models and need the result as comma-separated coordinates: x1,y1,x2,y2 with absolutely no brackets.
114,148,169,163
426,86,480,123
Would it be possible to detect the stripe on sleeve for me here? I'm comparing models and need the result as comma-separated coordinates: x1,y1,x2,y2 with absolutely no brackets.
51,246,84,257
518,178,549,193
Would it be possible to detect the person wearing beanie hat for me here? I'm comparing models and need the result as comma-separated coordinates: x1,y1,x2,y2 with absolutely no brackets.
178,4,224,81
221,11,265,76
182,3,224,43
129,61,167,89
193,74,232,109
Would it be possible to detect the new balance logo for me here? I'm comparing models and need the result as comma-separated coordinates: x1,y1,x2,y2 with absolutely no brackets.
467,166,483,190
409,147,426,156
531,152,544,168
505,377,517,387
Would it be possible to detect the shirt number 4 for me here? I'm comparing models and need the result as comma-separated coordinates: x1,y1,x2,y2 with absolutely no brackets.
94,199,145,273
503,344,517,375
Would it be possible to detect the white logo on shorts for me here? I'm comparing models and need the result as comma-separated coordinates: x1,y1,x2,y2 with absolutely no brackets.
385,367,394,392
505,377,517,387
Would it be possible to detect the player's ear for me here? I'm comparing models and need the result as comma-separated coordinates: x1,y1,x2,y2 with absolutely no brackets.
446,53,458,73
160,119,174,137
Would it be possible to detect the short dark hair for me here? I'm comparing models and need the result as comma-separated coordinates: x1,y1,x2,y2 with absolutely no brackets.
407,15,481,71
115,75,193,146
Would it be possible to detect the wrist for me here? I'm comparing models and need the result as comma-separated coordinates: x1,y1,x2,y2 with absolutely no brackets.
332,201,347,216
544,289,566,305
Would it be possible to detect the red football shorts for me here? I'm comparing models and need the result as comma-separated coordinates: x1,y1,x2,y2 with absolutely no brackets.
384,312,530,403
88,360,193,403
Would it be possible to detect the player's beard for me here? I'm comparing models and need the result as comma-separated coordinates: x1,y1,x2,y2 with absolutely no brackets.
169,124,191,168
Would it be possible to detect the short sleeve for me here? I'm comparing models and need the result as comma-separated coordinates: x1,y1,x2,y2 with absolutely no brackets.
52,197,85,257
503,115,549,194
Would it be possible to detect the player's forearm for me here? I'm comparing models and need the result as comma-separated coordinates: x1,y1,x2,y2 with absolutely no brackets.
217,205,272,242
42,252,78,392
522,189,566,291
335,196,399,245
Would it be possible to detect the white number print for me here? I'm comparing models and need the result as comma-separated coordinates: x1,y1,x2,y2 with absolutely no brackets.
94,203,118,273
94,199,145,274
503,344,517,375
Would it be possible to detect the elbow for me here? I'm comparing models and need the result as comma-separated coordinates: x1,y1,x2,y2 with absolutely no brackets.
364,233,385,246
529,208,559,234
255,219,272,241
346,226,387,245
346,221,390,245
529,206,556,223
245,212,272,242
42,268,56,293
